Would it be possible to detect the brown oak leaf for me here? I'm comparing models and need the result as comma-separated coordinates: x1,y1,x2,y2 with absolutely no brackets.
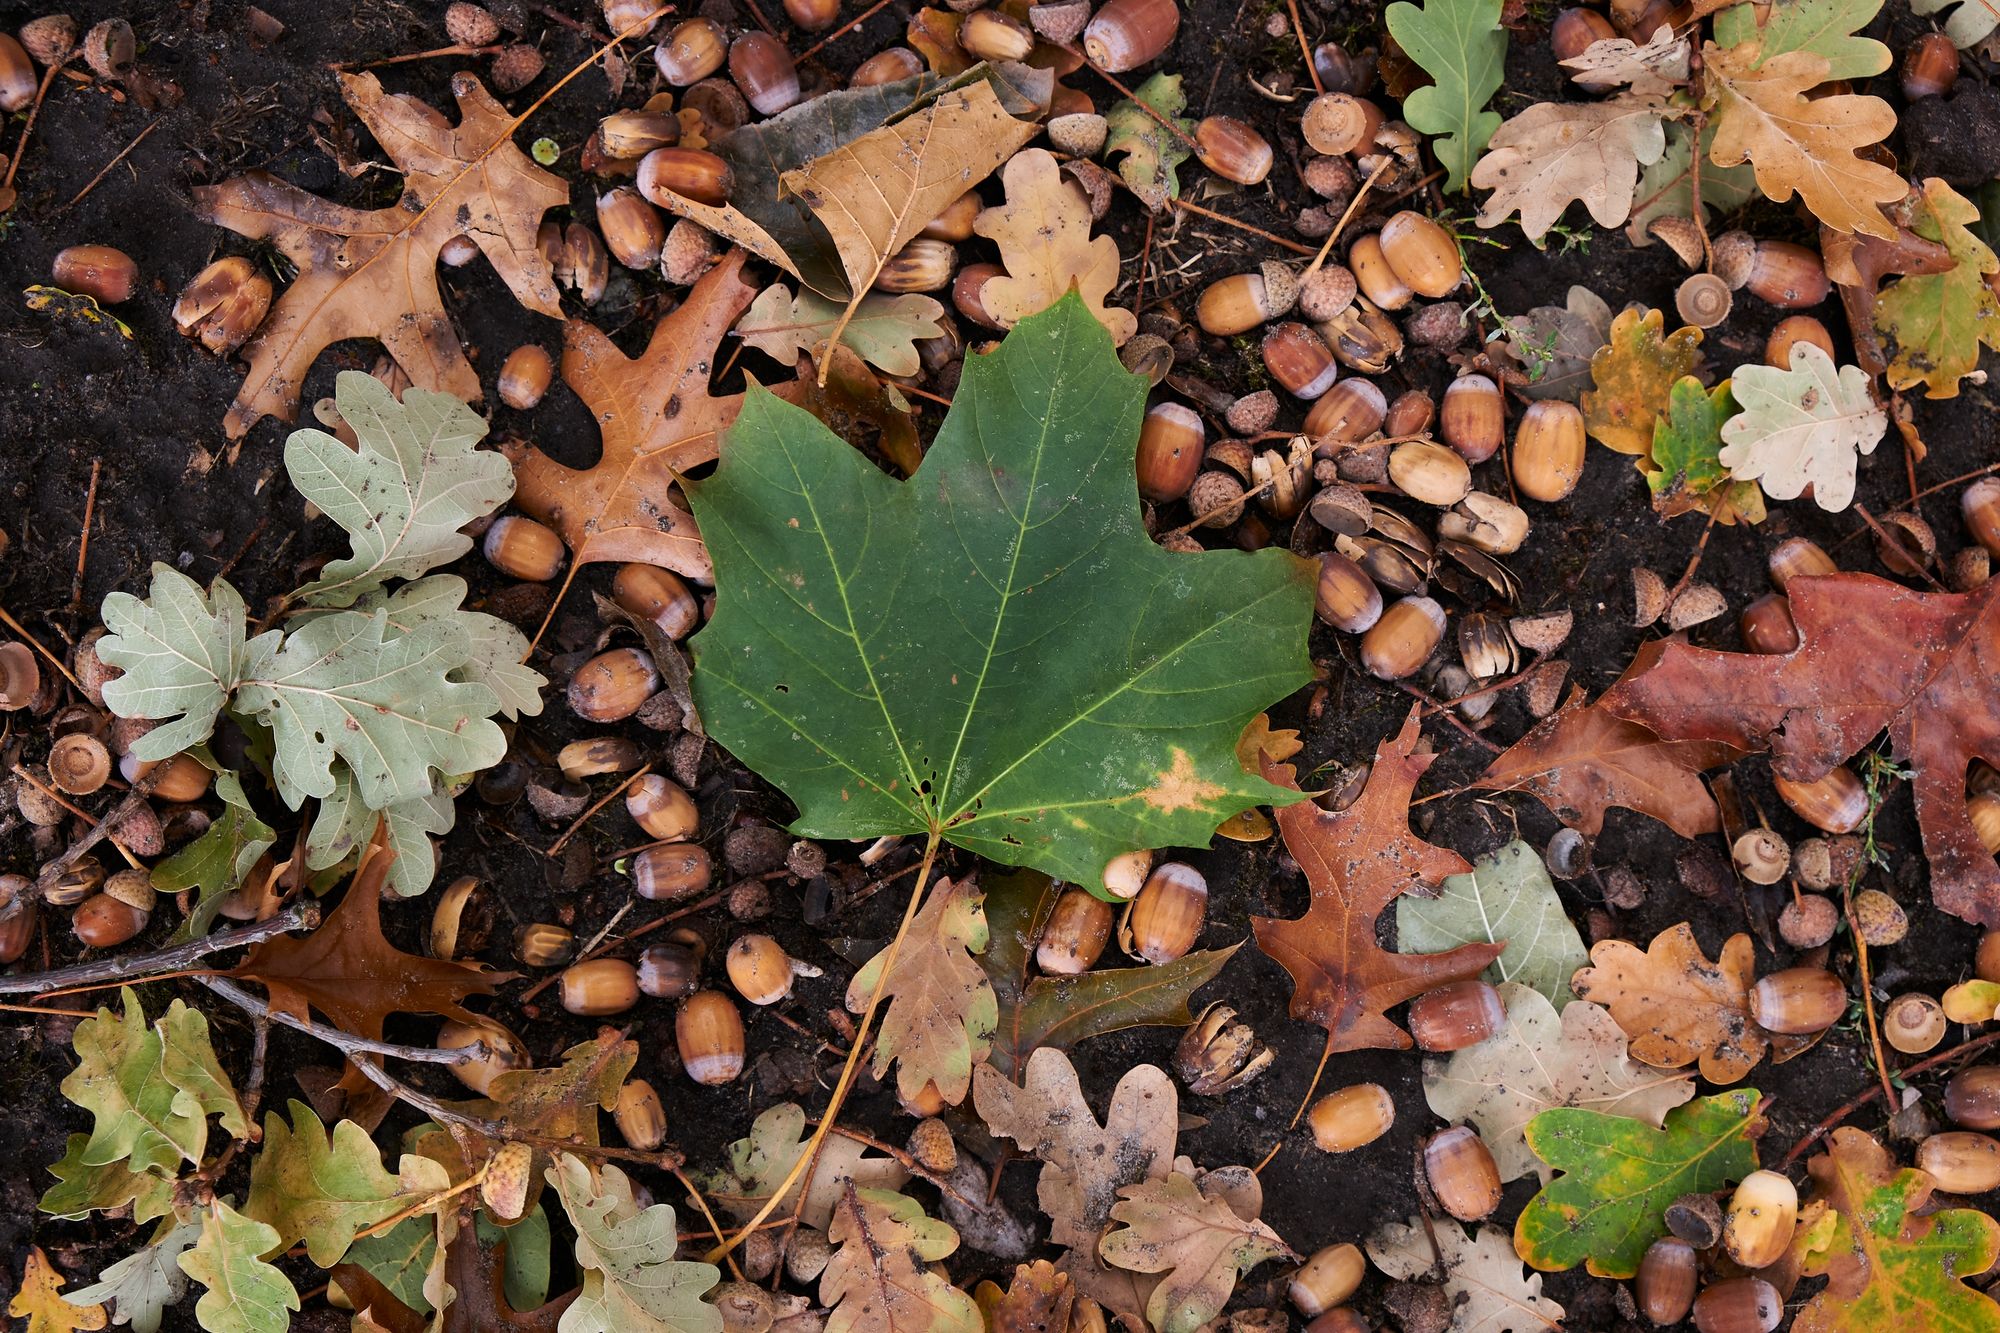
1603,572,2000,925
823,1187,980,1333
1251,708,1506,1055
972,147,1137,345
845,876,996,1109
194,72,566,438
1470,95,1669,242
1570,923,1779,1084
975,1261,1081,1332
1475,685,1739,838
504,250,757,579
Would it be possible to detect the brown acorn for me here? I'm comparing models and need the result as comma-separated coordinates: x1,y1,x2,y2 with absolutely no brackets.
1315,552,1383,634
639,936,704,999
1378,211,1462,297
483,514,565,581
1692,1278,1781,1333
497,345,554,411
785,0,841,29
1304,377,1386,443
631,842,711,902
0,886,34,965
1290,1245,1365,1317
1749,967,1845,1035
875,237,956,293
727,933,820,1004
1197,263,1297,336
677,990,747,1084
1765,315,1835,368
1348,234,1413,311
1738,593,1798,655
1037,887,1115,975
1722,1170,1798,1270
1637,1237,1697,1326
1774,766,1866,834
1918,1132,2000,1194
638,146,734,208
1768,535,1836,590
1439,373,1503,463
597,187,666,269
1551,7,1616,62
960,8,1035,60
729,31,800,115
1125,861,1207,964
1408,980,1505,1051
1963,477,2000,556
561,958,640,1016
851,46,925,85
1082,0,1179,71
1902,32,1959,100
1512,400,1586,502
1262,322,1339,399
1743,241,1831,308
53,245,138,305
952,263,1004,329
1424,1126,1502,1221
1135,402,1205,502
439,1018,528,1095
921,191,982,244
173,257,273,354
74,872,154,948
1361,595,1445,680
1194,116,1272,185
627,775,699,842
1946,1065,2000,1129
613,563,701,639
569,647,660,722
1309,1083,1394,1154
655,18,727,85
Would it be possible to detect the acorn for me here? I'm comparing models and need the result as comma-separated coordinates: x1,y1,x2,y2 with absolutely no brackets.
1918,1132,2000,1195
656,18,727,84
570,647,659,722
1036,887,1115,975
1964,477,2000,556
1765,315,1834,368
631,843,712,903
597,187,666,269
1304,377,1386,443
961,8,1035,61
1675,272,1733,329
1885,992,1946,1054
1636,1237,1697,1326
727,933,821,1004
639,937,705,999
1749,967,1845,1035
613,1078,668,1150
851,46,924,85
1666,1192,1724,1249
1732,828,1790,885
1309,1083,1394,1153
1357,595,1443,680
1262,323,1339,399
74,871,154,948
1378,211,1462,297
1103,849,1153,900
1318,298,1402,373
1082,0,1179,71
1723,1170,1797,1270
638,146,733,208
1903,32,1959,99
614,563,700,639
1124,861,1206,964
1301,92,1382,156
483,514,565,581
627,775,698,841
42,856,104,907
951,263,1004,330
516,921,576,968
1315,552,1383,634
1348,234,1414,311
875,237,956,293
1425,1127,1502,1221
558,223,609,305
1853,888,1907,946
1458,612,1518,679
497,345,555,412
1187,472,1245,528
0,889,35,965
53,245,138,305
1387,440,1470,506
1198,263,1298,335
1439,373,1503,463
677,990,747,1084
922,191,982,244
1691,1278,1781,1333
1290,1244,1365,1317
780,0,839,28
1174,1002,1272,1094
1408,980,1505,1052
1194,116,1272,185
603,0,662,35
1512,400,1586,502
1743,241,1830,308
729,32,800,115
1769,536,1836,590
439,1019,528,1095
1298,265,1358,325
1947,1066,2000,1129
1974,792,2000,856
1739,593,1798,654
562,958,640,1016
1135,402,1206,502
173,256,273,354
1774,766,1866,834
1551,7,1616,62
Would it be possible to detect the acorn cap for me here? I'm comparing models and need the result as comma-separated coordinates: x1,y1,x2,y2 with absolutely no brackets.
1712,230,1757,288
1675,272,1733,329
1665,581,1727,630
0,640,41,710
1259,261,1299,320
1631,566,1669,627
1028,0,1092,42
104,869,156,912
1647,216,1704,269
1047,111,1108,157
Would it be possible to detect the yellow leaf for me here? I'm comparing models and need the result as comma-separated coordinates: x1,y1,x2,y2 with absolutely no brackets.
1580,307,1703,455
1702,42,1903,239
9,1248,107,1333
971,148,1137,345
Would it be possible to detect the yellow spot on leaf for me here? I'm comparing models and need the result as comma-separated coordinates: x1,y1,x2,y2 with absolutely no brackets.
1135,749,1227,814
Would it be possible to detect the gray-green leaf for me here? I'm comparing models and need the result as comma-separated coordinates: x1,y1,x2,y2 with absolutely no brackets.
67,1218,200,1333
1385,0,1507,191
344,1208,552,1315
288,372,514,608
689,294,1316,886
98,566,258,761
737,284,945,377
304,764,456,897
1711,0,1889,80
372,575,545,721
549,1153,723,1333
1397,840,1588,1007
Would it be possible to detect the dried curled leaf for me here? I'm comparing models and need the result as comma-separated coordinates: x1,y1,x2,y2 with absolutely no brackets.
1367,1218,1564,1333
973,148,1136,345
193,73,565,437
1717,342,1884,511
1098,1173,1293,1333
1424,984,1697,1183
1568,924,1774,1083
1560,25,1689,95
1385,0,1508,191
845,876,997,1109
1701,42,1903,239
12,1248,107,1333
1581,306,1704,455
823,1189,980,1333
1471,95,1668,241
1873,177,2000,400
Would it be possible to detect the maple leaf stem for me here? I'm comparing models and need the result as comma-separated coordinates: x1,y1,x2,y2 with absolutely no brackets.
705,830,944,1265
0,899,317,997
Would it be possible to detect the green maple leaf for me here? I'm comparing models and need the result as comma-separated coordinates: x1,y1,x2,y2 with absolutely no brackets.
688,294,1315,887
548,1154,723,1333
982,869,1236,1077
1712,0,1890,81
1515,1089,1761,1277
241,1101,450,1267
177,1201,298,1333
1796,1128,2000,1331
98,569,253,762
154,768,276,939
60,988,246,1179
1643,375,1766,525
1104,73,1196,211
288,371,515,608
1385,0,1507,191
1396,840,1589,1008
66,1218,201,1333
39,1134,174,1223
1875,177,2000,400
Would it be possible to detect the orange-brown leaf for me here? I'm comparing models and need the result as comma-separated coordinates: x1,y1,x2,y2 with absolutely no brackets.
230,850,506,1042
193,73,566,438
1570,924,1776,1084
1251,708,1506,1054
976,1261,1079,1333
1603,573,2000,926
1475,685,1738,837
9,1248,106,1333
505,250,759,579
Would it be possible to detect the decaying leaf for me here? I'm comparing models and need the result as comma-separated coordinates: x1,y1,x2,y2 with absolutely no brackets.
1795,1128,2000,1331
1514,1090,1762,1277
1475,684,1735,839
1367,1218,1564,1333
1252,710,1505,1055
1717,342,1884,512
777,342,925,478
1581,306,1704,455
1645,375,1766,525
59,987,245,1180
982,870,1236,1078
974,1049,1177,1324
241,1100,450,1267
1384,0,1508,191
972,148,1136,345
546,1154,722,1333
737,283,945,377
1711,0,1890,80
1872,177,2000,400
504,251,758,579
1423,984,1697,1183
1701,42,1903,239
823,1188,980,1333
13,1248,106,1333
64,1220,200,1333
974,1262,1079,1332
1496,286,1613,401
1568,924,1775,1083
1103,73,1195,211
1098,1173,1293,1333
1397,842,1589,1007
193,73,565,437
178,1200,300,1333
845,876,997,1109
699,1102,909,1230
1471,95,1668,241
1603,574,2000,925
1560,25,1689,96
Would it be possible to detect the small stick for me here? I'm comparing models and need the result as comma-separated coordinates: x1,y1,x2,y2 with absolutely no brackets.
1906,459,2000,505
531,3,613,40
213,514,270,582
523,558,582,661
1395,681,1500,753
201,976,492,1069
11,765,141,869
1,59,64,194
1661,511,1719,610
672,1166,746,1282
1853,502,1947,592
798,0,897,62
69,459,100,621
1134,210,1156,313
331,43,504,71
0,901,316,996
1842,879,1898,1108
547,763,654,858
1171,197,1317,256
1781,1028,2000,1167
1302,157,1393,284
35,765,165,892
0,605,84,690
1286,0,1323,94
59,116,165,214
516,888,729,1004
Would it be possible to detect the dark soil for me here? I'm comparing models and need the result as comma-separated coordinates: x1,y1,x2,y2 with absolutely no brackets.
0,0,1996,1328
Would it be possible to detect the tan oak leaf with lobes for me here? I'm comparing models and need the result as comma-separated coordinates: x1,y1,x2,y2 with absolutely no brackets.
1098,1173,1294,1333
1472,96,1668,241
973,148,1137,345
1570,924,1782,1084
194,72,566,438
844,876,996,1109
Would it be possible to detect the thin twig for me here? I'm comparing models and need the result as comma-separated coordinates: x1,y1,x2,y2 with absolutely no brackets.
198,976,480,1066
58,116,164,214
68,459,100,623
1301,158,1392,284
1842,879,1897,1108
1084,58,1203,154
331,43,504,70
35,764,164,892
523,558,582,661
0,605,84,690
1395,682,1500,752
12,764,141,869
1853,503,1947,592
2,59,63,194
547,763,654,858
1171,198,1317,256
0,901,316,996
516,888,729,1004
1287,0,1323,94
672,1166,746,1282
1781,1029,2000,1167
1661,511,1719,610
798,0,897,61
